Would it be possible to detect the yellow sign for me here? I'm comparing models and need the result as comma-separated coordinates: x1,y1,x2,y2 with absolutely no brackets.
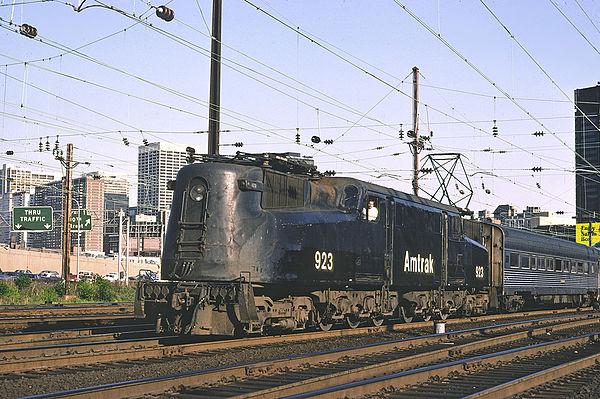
576,223,600,246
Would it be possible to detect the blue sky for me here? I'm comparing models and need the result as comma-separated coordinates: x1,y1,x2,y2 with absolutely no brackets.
1,0,599,216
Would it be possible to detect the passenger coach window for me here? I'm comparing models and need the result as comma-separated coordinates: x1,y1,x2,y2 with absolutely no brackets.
567,260,574,273
264,171,305,208
521,254,530,269
509,252,519,268
547,258,555,271
539,256,546,270
578,262,584,273
555,259,562,272
531,255,537,270
584,262,589,274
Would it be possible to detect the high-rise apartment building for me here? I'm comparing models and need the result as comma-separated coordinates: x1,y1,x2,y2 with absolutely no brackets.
575,84,600,222
137,142,192,215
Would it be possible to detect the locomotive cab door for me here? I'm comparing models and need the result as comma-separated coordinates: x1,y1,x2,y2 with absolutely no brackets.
355,193,387,283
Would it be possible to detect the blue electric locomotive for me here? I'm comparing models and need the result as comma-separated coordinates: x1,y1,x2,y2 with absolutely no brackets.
135,152,599,335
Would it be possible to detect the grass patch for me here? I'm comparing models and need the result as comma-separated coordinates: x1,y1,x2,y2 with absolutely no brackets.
0,278,136,304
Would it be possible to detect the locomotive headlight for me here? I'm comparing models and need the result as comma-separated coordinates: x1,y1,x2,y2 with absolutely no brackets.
189,184,206,201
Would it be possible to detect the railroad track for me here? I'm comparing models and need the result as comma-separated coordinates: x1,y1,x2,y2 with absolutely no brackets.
13,311,600,398
0,302,134,318
0,302,137,334
0,308,592,373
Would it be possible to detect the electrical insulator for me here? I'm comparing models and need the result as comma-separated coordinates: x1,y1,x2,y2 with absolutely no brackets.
39,138,43,152
532,166,543,172
6,150,14,155
156,5,174,22
20,24,37,39
295,128,300,144
324,139,334,145
143,138,149,146
311,136,321,144
122,137,130,146
492,120,498,137
533,131,544,137
375,146,383,150
54,136,59,151
536,182,541,189
485,189,491,194
324,170,336,176
234,142,243,147
45,137,50,151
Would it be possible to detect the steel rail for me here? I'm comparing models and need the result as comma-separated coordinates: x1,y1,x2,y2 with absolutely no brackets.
0,324,153,346
285,332,600,399
26,313,600,398
463,351,600,398
1,311,596,373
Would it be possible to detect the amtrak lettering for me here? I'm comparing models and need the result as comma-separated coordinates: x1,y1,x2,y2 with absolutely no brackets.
404,251,434,273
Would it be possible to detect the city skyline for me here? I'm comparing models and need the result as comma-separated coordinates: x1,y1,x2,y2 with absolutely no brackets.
1,1,600,217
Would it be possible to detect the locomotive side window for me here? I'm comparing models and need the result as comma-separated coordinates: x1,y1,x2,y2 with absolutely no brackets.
362,196,379,222
509,252,519,268
263,171,305,208
520,254,530,269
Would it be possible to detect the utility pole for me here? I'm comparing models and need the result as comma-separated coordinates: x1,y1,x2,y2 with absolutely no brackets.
117,209,123,280
54,142,89,295
61,144,73,295
207,0,222,155
411,66,419,196
125,217,130,285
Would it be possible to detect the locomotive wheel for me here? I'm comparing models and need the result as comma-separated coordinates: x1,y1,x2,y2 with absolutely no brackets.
400,306,414,323
318,320,333,331
345,314,361,329
371,314,385,327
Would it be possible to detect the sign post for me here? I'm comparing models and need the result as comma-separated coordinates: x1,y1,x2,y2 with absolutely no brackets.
12,207,53,232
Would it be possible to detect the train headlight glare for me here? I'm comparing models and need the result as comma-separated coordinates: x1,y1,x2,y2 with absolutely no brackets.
190,184,206,201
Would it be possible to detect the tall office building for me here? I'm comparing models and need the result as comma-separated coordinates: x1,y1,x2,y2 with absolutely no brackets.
137,142,192,215
575,84,600,222
0,164,60,246
0,164,60,195
83,172,130,254
0,191,31,246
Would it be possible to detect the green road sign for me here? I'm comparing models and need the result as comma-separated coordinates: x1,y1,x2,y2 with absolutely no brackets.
71,210,92,231
13,206,53,232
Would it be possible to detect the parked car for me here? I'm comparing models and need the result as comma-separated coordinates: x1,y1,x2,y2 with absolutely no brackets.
14,269,37,279
78,271,96,280
39,270,60,279
102,272,119,281
0,271,17,279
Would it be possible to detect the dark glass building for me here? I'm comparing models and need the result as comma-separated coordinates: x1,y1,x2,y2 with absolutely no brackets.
575,84,600,222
